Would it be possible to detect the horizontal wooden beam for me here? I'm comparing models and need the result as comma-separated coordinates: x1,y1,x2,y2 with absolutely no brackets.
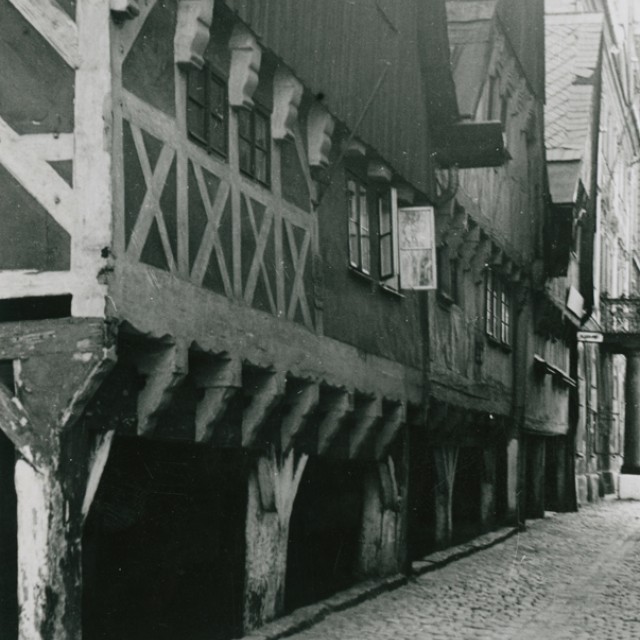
0,271,74,300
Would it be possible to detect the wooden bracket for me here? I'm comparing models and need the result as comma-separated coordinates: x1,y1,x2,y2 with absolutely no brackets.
459,223,480,270
342,139,367,158
350,395,382,459
81,430,115,526
242,369,285,447
174,0,215,69
318,388,353,455
110,0,140,21
367,161,393,183
396,185,415,204
228,23,262,108
134,342,188,436
307,103,335,168
0,385,38,467
489,244,503,266
280,380,320,453
271,67,303,141
375,401,406,460
471,233,493,283
192,357,241,443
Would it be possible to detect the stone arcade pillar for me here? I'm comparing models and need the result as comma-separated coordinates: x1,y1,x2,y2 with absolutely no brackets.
620,352,640,498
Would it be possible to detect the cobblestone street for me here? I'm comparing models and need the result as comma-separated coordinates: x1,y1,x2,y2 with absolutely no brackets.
287,501,640,640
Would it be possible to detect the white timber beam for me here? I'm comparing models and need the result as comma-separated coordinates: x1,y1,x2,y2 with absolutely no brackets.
280,380,319,453
0,271,75,300
192,356,241,442
9,0,80,68
81,430,115,526
0,117,74,235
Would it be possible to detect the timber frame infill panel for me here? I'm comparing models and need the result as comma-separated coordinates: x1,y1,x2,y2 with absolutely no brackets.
0,1,113,316
111,6,320,333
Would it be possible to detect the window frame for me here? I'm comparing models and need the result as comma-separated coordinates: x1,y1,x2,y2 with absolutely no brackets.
437,244,460,305
238,105,271,187
378,189,395,281
347,174,371,276
187,64,228,158
485,267,512,347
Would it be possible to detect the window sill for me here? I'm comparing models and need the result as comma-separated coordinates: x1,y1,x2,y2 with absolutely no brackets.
379,282,405,299
486,334,512,353
348,265,374,283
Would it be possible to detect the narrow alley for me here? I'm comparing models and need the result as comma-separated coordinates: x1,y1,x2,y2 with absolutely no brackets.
284,501,640,640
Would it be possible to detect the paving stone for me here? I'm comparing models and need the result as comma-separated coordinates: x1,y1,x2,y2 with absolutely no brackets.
285,501,640,640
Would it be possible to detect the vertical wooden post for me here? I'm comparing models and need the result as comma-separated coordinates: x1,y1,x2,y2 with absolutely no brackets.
15,454,84,640
433,446,458,548
244,447,307,632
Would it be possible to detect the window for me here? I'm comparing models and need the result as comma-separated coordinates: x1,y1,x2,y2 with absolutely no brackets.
485,268,511,346
437,245,459,304
238,107,270,186
378,191,394,279
348,176,371,274
187,65,227,157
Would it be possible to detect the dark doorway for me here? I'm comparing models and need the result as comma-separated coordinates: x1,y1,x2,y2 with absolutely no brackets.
83,437,248,640
525,436,546,519
0,431,17,640
495,441,509,524
285,456,364,612
407,425,436,560
452,447,483,545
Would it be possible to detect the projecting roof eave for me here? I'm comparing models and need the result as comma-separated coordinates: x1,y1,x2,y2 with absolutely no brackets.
433,120,506,169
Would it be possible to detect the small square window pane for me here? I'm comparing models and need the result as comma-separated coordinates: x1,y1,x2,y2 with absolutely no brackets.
239,138,252,174
255,113,269,148
209,115,225,154
188,69,206,104
360,194,369,232
187,100,206,142
361,232,371,274
255,148,268,183
380,235,393,278
349,220,359,267
238,109,252,139
379,196,392,234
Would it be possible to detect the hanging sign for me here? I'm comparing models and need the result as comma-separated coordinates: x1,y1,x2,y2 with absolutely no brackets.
398,206,437,290
577,331,603,343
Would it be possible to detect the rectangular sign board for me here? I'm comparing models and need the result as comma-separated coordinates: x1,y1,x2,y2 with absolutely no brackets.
398,206,437,290
577,331,603,343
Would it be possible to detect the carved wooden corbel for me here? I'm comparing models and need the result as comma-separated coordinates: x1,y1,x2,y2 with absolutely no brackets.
367,161,393,183
174,0,214,69
343,138,367,158
280,379,320,453
111,0,140,21
192,356,241,443
375,401,406,460
134,342,188,436
228,24,262,108
242,368,285,447
318,388,353,455
272,67,303,141
307,102,335,168
350,394,382,459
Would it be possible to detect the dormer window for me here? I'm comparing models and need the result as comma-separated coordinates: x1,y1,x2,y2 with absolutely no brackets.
238,107,270,186
187,65,228,158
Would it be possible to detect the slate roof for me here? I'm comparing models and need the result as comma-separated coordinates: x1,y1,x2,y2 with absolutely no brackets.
545,11,603,202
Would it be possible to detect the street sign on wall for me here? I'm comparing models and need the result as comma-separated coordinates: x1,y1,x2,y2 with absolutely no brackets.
398,206,437,290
